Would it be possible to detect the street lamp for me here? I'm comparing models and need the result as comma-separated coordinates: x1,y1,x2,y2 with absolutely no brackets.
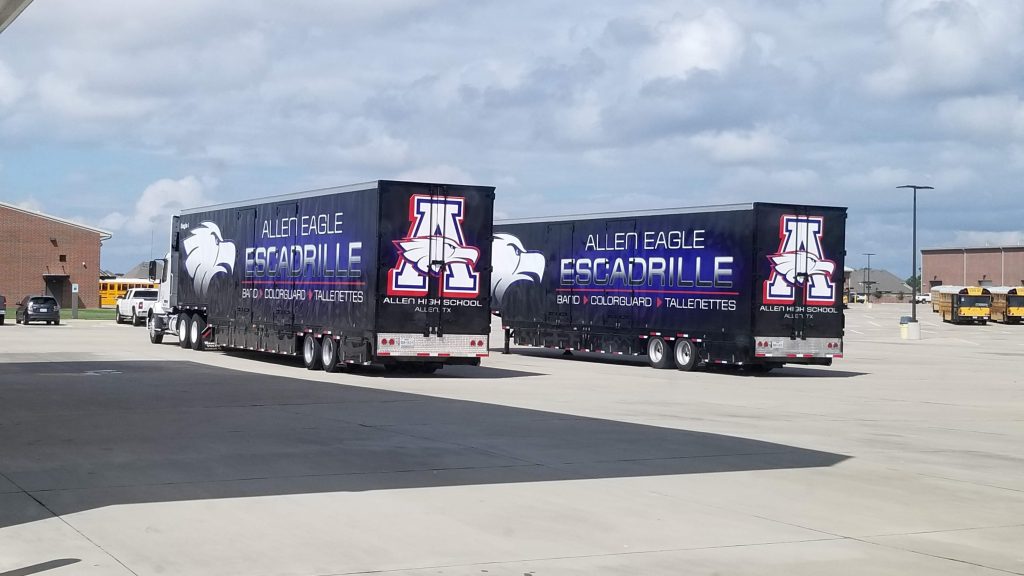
897,185,933,322
862,252,875,304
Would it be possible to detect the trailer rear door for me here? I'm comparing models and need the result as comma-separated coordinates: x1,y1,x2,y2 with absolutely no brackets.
375,181,494,358
753,204,846,360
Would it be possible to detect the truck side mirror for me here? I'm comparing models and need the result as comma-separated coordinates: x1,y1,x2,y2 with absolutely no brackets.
148,260,158,281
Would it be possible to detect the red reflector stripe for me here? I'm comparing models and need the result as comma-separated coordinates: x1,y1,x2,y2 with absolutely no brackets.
438,353,451,357
378,352,390,356
476,353,488,357
416,353,430,357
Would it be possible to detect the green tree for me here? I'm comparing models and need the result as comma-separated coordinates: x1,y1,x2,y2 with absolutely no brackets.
906,275,921,290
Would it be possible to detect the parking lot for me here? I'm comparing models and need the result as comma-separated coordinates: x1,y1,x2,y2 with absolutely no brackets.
1,305,1023,575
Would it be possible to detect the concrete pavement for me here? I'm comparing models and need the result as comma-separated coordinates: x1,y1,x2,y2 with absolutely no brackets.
0,304,1022,575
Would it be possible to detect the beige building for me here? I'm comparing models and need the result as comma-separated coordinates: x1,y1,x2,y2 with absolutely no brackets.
921,246,1024,289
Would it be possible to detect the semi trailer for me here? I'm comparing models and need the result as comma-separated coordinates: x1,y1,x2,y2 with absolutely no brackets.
491,202,847,371
147,180,495,373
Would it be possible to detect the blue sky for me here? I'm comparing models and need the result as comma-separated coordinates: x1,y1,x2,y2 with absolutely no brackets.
2,0,1023,275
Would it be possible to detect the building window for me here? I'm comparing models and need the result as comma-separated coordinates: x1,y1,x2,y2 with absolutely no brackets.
59,254,67,262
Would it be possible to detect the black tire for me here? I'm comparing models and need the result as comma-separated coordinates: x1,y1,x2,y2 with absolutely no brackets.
148,315,164,344
303,335,322,370
0,316,4,325
132,311,140,326
115,311,124,324
53,319,59,326
178,314,192,348
46,320,52,325
674,339,698,372
190,316,207,351
646,337,673,369
321,337,342,372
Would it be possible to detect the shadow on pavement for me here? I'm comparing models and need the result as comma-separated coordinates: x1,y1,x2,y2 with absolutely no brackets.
0,559,81,576
217,349,546,379
0,361,848,529
506,348,868,378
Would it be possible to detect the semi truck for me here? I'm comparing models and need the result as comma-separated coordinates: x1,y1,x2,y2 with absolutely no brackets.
147,180,495,373
491,202,847,372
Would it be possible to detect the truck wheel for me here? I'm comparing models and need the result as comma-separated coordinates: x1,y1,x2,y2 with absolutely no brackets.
321,337,341,372
674,340,698,372
132,311,141,326
115,311,124,324
148,316,164,344
190,316,207,351
646,337,673,369
178,314,192,348
53,319,59,326
303,335,323,370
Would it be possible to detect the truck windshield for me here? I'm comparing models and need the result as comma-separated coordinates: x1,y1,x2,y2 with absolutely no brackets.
136,290,158,299
958,295,990,307
1007,295,1024,307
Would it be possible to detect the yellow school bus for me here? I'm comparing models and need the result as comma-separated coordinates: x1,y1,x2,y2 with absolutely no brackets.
99,278,159,308
933,286,992,325
990,287,1024,324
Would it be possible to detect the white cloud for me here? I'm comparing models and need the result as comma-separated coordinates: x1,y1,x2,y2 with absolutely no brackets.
395,165,476,185
0,60,24,107
690,127,786,163
937,94,1024,138
952,230,1024,247
865,0,1024,97
36,73,161,121
97,176,214,236
637,8,746,81
12,198,43,212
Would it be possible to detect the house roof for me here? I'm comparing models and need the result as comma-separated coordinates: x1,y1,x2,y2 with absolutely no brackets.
848,268,912,294
0,201,112,240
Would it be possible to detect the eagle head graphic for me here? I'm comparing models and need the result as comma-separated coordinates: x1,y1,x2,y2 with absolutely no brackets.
767,250,835,287
394,235,479,277
491,233,545,304
182,221,236,297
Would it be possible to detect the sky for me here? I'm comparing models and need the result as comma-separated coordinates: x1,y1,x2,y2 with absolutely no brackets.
1,0,1023,276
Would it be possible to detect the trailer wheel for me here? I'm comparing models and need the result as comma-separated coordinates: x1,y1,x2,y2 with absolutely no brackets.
303,335,323,370
646,337,673,369
321,337,341,373
674,340,698,372
178,314,192,348
148,315,164,344
190,316,207,351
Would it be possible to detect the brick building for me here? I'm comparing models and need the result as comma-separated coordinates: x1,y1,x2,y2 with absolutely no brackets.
921,246,1024,289
0,202,111,308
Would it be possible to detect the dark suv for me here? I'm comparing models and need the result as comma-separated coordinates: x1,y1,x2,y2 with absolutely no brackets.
16,296,61,325
0,294,6,325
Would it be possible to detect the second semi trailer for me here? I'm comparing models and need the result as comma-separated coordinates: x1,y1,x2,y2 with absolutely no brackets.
148,180,494,373
492,202,847,371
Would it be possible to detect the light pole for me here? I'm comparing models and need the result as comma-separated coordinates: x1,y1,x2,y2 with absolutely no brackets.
863,252,875,304
897,185,933,322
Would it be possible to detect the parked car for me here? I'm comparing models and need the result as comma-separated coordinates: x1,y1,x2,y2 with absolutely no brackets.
0,294,6,325
914,293,932,304
115,288,159,326
16,295,60,325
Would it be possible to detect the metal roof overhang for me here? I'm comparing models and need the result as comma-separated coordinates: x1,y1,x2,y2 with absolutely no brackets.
0,0,33,34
